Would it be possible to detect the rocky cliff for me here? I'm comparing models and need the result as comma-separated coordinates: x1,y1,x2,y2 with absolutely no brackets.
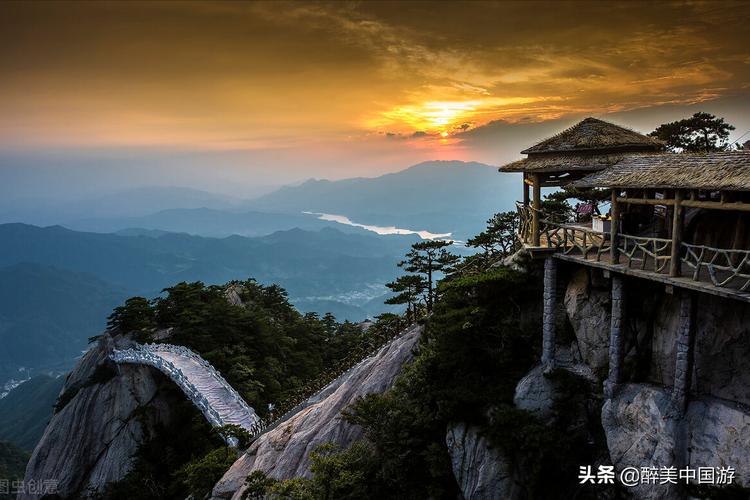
23,261,750,499
22,321,421,499
21,331,180,499
504,266,750,499
211,324,421,499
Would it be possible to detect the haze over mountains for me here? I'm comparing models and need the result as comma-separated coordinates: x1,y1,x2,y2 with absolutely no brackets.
0,161,512,388
2,161,519,240
0,223,413,386
244,161,519,239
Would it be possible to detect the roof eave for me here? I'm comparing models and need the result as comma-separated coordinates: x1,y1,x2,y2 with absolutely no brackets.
520,144,664,155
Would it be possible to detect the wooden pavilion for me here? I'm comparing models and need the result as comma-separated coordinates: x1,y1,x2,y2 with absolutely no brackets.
500,118,750,302
499,118,750,414
500,117,664,247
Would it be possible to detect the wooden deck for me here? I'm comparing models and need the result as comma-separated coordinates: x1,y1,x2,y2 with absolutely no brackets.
520,220,750,303
553,251,750,304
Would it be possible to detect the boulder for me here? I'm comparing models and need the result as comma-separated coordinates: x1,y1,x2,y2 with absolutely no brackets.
513,364,557,423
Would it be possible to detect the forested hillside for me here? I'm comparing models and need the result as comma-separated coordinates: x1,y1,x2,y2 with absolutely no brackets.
0,375,65,451
88,279,405,499
0,224,413,386
0,441,28,500
0,263,127,384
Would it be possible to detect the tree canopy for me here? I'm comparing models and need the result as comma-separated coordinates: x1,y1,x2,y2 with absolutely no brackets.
648,112,735,152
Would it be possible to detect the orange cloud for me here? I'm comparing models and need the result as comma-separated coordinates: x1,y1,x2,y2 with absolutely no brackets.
0,1,747,157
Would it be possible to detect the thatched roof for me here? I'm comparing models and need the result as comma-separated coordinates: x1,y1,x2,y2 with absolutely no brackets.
498,117,664,173
573,152,750,191
520,117,664,154
499,152,656,173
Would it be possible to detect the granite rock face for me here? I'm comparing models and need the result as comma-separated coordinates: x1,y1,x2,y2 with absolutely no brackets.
446,422,518,500
650,294,750,406
564,268,750,406
564,269,611,377
602,383,750,499
601,384,680,500
21,332,178,499
211,325,422,499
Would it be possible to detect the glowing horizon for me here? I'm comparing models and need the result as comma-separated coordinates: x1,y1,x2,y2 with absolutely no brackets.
1,1,749,192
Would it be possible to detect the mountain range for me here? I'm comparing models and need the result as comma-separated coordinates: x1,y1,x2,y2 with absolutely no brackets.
0,224,414,384
0,160,510,388
8,161,519,241
0,263,127,386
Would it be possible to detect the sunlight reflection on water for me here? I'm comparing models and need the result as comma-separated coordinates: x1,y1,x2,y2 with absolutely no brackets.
303,211,453,240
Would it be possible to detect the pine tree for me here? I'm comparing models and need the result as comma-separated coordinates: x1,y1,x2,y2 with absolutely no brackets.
385,274,427,322
467,211,519,257
322,312,337,335
398,240,459,312
649,112,735,152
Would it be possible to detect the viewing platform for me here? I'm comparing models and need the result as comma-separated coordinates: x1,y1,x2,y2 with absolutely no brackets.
499,117,750,418
500,118,750,304
516,202,750,303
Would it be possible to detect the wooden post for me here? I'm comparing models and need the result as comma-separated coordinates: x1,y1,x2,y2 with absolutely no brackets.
610,189,620,264
666,191,674,239
670,190,684,277
532,174,541,246
523,174,530,206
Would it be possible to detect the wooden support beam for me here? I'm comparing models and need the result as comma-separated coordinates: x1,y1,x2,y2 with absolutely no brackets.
523,174,530,206
670,190,684,277
605,275,626,398
670,291,695,415
617,197,676,206
610,190,620,264
682,199,750,212
532,174,541,246
617,196,750,212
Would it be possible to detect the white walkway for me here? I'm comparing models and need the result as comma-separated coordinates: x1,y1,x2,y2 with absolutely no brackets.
110,343,263,441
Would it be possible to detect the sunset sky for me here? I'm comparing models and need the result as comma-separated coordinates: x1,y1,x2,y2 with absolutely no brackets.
2,1,749,197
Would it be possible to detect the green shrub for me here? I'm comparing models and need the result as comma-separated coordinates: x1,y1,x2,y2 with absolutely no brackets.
177,446,238,498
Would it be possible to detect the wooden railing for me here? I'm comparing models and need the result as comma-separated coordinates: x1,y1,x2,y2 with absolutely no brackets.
617,234,673,273
540,222,612,261
516,201,535,244
682,243,750,292
517,209,749,296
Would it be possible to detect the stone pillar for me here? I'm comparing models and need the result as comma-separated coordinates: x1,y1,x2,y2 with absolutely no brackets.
541,257,558,369
670,291,695,415
605,275,626,398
